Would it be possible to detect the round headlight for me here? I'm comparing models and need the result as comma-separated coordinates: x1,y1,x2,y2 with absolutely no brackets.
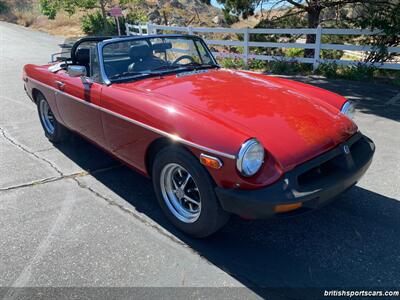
237,139,264,177
341,101,355,120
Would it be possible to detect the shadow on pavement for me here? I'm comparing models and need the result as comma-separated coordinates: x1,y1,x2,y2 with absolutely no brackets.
272,75,400,122
55,135,400,299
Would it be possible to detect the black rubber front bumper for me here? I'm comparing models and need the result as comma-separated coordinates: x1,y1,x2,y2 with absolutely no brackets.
215,133,375,219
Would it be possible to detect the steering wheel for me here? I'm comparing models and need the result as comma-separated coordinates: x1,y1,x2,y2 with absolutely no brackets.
172,55,196,66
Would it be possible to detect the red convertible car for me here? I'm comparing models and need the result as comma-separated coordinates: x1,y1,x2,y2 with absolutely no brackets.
23,35,375,237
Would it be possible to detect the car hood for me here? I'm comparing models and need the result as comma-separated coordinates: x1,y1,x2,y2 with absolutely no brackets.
118,69,357,170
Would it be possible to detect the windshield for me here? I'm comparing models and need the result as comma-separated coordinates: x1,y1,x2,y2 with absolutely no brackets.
101,36,218,82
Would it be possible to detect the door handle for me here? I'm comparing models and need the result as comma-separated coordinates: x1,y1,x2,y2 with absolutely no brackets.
55,80,65,90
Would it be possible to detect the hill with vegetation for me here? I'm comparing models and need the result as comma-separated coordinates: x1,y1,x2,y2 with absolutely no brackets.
0,0,225,37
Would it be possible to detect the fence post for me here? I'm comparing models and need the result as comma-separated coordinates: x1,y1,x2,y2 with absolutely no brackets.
125,23,130,35
187,26,194,54
313,25,322,71
150,23,157,35
138,24,143,36
146,22,151,35
243,27,249,68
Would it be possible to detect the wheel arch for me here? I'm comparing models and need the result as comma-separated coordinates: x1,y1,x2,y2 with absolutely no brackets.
144,137,213,181
31,88,43,104
145,137,179,177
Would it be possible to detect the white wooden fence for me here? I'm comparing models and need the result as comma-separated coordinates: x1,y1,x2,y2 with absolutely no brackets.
125,22,400,70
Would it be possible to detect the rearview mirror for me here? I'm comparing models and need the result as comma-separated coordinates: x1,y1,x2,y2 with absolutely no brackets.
67,65,86,77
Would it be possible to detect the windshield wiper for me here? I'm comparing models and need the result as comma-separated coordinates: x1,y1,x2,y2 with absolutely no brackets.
149,65,183,72
109,63,218,82
150,63,219,73
178,62,219,70
109,71,150,80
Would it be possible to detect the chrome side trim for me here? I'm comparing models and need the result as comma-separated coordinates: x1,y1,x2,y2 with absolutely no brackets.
28,76,236,160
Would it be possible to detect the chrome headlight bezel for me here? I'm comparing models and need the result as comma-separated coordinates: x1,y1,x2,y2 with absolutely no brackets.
236,139,265,177
341,101,355,120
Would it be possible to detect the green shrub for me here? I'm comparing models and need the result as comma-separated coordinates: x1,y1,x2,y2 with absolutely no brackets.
268,60,291,73
267,60,312,74
340,64,376,81
248,59,268,70
321,49,344,60
81,11,114,35
317,63,377,81
285,48,342,60
217,57,268,70
0,1,8,13
217,54,397,86
218,57,245,69
286,48,304,57
82,10,148,36
317,62,339,78
124,10,148,25
319,35,345,60
223,9,239,25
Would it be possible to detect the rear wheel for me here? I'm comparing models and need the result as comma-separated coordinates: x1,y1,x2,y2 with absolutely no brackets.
152,146,230,237
37,93,69,143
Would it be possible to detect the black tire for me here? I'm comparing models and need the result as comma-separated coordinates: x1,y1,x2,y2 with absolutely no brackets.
36,93,69,143
152,145,230,238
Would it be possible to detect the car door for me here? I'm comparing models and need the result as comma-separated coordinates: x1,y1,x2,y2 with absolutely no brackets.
98,39,157,172
55,43,106,146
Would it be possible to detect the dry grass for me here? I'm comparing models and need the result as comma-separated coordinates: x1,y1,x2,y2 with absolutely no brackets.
31,14,83,37
12,10,37,26
231,9,289,29
0,0,83,37
0,0,222,37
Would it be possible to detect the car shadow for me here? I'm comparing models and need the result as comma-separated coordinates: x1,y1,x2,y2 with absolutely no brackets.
55,135,400,299
271,75,400,122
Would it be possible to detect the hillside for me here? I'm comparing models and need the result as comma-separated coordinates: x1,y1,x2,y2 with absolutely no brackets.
0,0,224,37
142,0,224,27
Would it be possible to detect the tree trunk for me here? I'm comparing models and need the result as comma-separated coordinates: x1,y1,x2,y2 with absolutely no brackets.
99,0,108,33
304,8,321,58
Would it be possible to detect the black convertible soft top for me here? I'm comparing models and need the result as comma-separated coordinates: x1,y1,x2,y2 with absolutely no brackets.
70,36,112,64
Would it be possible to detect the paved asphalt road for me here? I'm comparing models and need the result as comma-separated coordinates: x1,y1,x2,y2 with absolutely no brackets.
0,21,399,299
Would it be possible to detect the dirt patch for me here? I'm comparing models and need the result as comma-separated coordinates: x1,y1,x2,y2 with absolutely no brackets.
0,0,83,37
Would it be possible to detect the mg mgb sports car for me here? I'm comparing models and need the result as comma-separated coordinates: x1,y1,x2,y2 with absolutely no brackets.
23,35,375,237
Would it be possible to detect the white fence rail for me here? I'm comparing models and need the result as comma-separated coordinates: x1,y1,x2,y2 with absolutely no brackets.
125,23,400,70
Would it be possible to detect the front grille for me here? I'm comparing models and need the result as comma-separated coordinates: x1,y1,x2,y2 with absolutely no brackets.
298,154,345,187
296,134,372,190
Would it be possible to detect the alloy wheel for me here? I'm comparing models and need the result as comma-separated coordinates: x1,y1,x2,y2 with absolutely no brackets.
160,163,201,223
39,99,55,135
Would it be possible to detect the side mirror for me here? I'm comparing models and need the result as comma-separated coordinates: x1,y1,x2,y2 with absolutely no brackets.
67,65,86,77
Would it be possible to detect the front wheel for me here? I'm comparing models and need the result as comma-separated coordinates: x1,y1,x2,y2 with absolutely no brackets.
37,93,69,143
152,146,230,238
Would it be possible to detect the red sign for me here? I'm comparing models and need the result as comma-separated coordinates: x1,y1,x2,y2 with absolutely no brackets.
109,7,123,17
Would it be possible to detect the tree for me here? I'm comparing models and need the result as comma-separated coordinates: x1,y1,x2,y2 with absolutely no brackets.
351,0,400,63
40,0,147,35
40,0,113,29
217,0,395,57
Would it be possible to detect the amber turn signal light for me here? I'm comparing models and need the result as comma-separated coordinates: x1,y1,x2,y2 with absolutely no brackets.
274,202,302,213
200,154,223,169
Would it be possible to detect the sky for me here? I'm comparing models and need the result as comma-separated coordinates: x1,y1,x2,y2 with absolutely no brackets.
211,0,279,10
211,0,223,8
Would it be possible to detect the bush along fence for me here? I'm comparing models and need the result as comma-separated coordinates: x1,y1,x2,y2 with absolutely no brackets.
125,22,400,71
